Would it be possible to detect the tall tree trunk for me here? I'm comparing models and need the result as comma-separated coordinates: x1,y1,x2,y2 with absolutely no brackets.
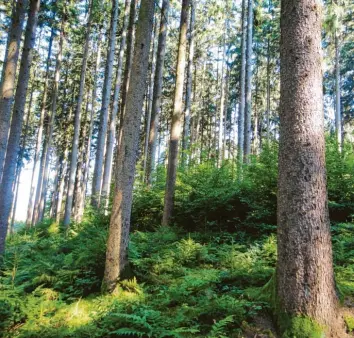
145,0,170,185
0,0,40,254
101,0,131,203
92,0,119,208
237,0,247,166
63,0,93,227
32,18,65,225
26,26,55,227
142,16,159,181
222,68,230,160
162,0,190,226
0,0,28,183
276,0,338,332
181,0,195,165
243,0,253,161
335,33,342,150
103,0,155,292
218,39,226,165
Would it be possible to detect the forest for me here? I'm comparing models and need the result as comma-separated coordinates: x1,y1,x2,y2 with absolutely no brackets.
0,0,353,337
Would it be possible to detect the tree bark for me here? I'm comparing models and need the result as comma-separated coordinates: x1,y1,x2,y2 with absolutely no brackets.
335,34,342,150
276,0,338,331
92,0,119,208
182,0,195,165
162,0,190,226
145,0,170,185
0,0,40,254
243,0,253,162
0,0,28,183
63,0,93,227
26,26,55,227
237,0,247,167
101,0,131,203
103,0,155,292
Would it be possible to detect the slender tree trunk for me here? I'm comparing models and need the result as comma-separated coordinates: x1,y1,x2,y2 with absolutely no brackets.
0,0,28,183
0,0,40,254
26,26,55,227
244,0,253,161
182,0,195,165
222,68,230,160
335,34,342,150
146,0,170,185
276,0,338,332
218,39,226,166
237,0,247,166
55,150,68,223
162,0,190,226
266,33,271,143
92,0,119,208
63,1,93,227
32,18,65,225
103,0,155,292
101,0,131,203
142,16,159,181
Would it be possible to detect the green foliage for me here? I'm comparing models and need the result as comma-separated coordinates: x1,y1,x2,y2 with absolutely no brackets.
281,316,325,338
344,315,354,332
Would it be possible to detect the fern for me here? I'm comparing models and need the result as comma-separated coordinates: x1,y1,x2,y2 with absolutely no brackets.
208,315,234,338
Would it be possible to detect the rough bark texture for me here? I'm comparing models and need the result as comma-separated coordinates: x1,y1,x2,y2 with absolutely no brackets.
0,0,28,183
237,0,247,166
146,0,170,185
63,1,92,227
276,0,338,330
102,0,131,202
103,0,155,292
244,0,253,161
92,0,119,207
0,0,39,254
162,0,190,226
26,26,54,227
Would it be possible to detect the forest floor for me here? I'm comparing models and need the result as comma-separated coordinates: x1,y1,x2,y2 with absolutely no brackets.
1,219,354,337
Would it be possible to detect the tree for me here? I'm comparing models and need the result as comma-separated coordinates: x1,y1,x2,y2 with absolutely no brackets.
0,0,28,183
91,0,119,208
145,0,170,185
162,0,190,226
103,0,155,292
0,0,40,254
63,0,93,227
276,0,338,333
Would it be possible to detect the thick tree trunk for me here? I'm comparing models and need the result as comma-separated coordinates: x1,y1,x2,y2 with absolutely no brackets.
237,0,247,166
145,0,170,185
0,0,40,254
92,0,119,208
276,0,338,332
0,0,28,183
162,0,190,226
26,26,55,227
103,0,155,292
63,1,93,227
102,0,131,203
243,0,253,161
182,0,195,165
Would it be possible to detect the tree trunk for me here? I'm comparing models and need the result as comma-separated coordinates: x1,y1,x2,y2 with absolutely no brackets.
237,0,247,166
181,0,195,166
92,0,119,208
276,0,338,332
335,34,342,150
101,0,131,203
32,18,65,225
63,0,93,227
145,0,170,185
162,0,190,226
103,0,155,292
218,39,226,166
0,0,40,254
0,0,28,183
26,26,55,227
243,0,253,162
142,15,159,181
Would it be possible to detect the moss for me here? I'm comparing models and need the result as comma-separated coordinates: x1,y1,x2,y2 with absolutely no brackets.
281,316,325,338
344,314,354,332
